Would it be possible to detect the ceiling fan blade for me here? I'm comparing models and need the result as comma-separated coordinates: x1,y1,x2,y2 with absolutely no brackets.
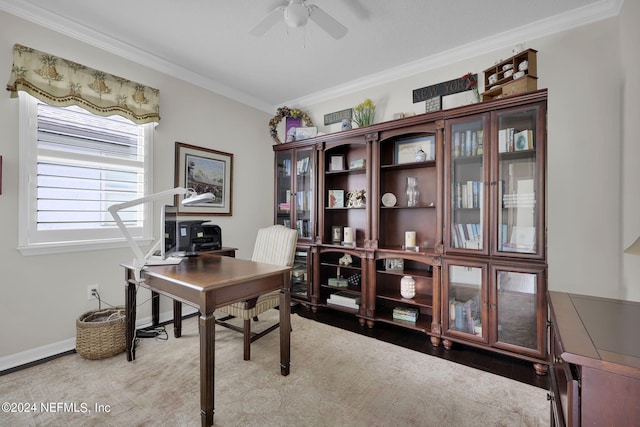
308,5,348,39
249,7,285,36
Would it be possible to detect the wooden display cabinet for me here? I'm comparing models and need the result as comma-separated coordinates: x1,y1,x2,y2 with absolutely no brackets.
312,247,367,323
273,90,548,368
369,251,441,346
442,257,547,373
372,122,444,252
318,136,371,247
482,49,537,101
443,97,546,261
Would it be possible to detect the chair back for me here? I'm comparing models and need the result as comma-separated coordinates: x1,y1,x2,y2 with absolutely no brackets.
251,225,298,267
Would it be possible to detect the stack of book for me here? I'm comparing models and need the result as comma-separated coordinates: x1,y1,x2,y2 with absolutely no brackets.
393,307,419,323
326,291,360,310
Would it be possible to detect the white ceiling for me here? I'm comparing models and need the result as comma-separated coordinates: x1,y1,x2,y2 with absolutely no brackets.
0,0,622,113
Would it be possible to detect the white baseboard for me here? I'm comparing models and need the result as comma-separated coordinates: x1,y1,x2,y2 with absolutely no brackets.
0,306,198,373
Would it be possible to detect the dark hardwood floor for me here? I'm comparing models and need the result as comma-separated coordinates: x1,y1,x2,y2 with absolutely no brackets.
291,303,550,391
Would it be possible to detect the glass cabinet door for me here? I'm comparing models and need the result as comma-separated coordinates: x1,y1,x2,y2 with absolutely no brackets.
275,150,293,227
443,260,488,343
275,147,315,241
291,247,310,300
493,105,544,258
294,148,314,240
446,116,489,254
491,264,545,357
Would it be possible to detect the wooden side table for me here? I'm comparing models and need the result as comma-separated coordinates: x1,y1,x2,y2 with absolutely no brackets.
548,291,640,426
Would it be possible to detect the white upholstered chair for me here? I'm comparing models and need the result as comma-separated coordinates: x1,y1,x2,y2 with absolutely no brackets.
216,225,298,360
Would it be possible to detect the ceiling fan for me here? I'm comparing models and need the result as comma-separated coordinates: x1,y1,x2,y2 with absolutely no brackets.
250,0,348,40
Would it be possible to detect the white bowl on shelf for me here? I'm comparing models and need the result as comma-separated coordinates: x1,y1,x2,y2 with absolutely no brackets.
518,60,528,71
502,63,513,71
488,73,498,84
504,69,514,78
513,70,525,80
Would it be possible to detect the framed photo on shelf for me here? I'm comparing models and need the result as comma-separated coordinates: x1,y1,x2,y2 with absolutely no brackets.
175,142,233,215
329,155,345,171
328,190,344,208
395,135,436,164
385,258,404,271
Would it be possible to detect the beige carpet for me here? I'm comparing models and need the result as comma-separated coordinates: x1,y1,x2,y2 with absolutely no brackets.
0,311,549,426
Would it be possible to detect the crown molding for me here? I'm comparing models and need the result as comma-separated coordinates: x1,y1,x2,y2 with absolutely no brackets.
0,0,623,114
0,0,275,113
281,0,624,109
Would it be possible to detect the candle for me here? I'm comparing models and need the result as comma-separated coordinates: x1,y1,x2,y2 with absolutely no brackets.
343,227,354,243
405,231,416,248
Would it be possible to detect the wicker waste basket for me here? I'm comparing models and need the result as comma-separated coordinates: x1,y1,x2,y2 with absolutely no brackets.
76,307,126,360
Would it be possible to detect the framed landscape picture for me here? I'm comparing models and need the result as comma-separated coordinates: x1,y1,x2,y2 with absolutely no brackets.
175,142,233,215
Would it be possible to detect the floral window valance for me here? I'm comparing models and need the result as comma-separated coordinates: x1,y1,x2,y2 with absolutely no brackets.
6,44,160,124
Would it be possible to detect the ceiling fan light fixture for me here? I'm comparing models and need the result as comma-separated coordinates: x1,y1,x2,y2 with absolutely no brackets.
284,2,309,28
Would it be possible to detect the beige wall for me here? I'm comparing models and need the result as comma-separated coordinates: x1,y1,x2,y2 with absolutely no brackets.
620,0,640,302
1,5,638,369
0,11,273,365
299,13,638,302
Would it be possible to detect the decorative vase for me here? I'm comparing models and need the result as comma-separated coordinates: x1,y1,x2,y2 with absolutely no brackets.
406,177,419,207
400,275,416,299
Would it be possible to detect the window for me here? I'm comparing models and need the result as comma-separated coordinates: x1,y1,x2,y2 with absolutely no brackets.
18,93,154,255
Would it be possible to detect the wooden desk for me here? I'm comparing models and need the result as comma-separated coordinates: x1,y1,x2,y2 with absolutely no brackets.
123,253,292,427
148,247,237,334
548,291,640,426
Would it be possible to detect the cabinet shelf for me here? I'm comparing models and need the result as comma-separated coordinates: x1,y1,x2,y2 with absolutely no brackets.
374,310,432,333
326,168,366,175
380,160,436,170
377,290,433,308
380,204,436,210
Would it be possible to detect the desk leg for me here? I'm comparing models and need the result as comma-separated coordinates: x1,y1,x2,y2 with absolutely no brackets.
199,311,215,427
279,272,291,376
173,300,183,338
125,279,137,362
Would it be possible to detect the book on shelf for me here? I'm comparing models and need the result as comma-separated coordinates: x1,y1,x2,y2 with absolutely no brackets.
329,291,361,305
454,180,483,209
453,129,484,158
501,225,536,253
327,292,360,310
514,129,534,151
393,307,419,322
499,128,534,153
449,299,479,334
451,223,482,249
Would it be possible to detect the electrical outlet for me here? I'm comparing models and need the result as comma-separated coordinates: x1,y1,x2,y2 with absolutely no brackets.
87,284,99,300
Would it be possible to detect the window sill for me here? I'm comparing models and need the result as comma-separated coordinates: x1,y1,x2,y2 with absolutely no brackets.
17,238,154,256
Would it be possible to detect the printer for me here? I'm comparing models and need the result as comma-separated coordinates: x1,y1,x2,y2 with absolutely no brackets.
171,220,222,254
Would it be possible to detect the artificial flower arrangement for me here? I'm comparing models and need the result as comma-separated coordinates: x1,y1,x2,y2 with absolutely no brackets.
462,73,481,103
352,98,376,127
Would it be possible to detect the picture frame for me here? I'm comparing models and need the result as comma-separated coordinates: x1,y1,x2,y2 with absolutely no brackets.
175,142,233,215
329,155,345,171
395,135,436,164
328,190,344,208
331,225,344,243
385,258,404,271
